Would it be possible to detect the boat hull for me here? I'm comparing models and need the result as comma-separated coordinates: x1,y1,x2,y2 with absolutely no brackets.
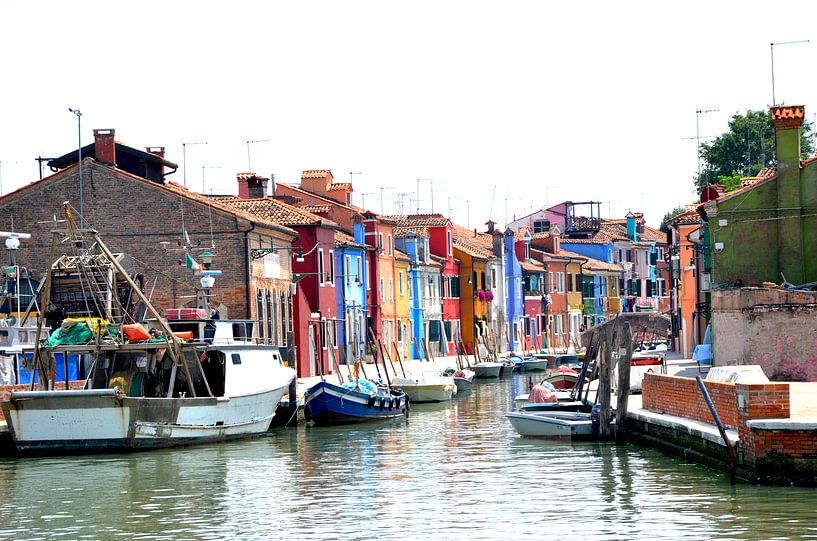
392,378,455,403
2,383,291,455
453,376,473,393
518,360,548,372
507,411,594,439
304,381,407,425
472,362,502,378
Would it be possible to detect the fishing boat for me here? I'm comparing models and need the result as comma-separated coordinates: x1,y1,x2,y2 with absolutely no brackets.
506,411,595,439
303,378,408,424
1,206,296,455
391,372,456,403
543,366,580,390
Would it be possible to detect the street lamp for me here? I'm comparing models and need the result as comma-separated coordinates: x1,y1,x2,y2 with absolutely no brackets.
68,108,83,226
771,40,809,106
201,165,221,194
182,141,207,188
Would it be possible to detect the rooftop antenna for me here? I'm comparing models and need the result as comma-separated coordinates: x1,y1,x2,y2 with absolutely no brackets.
416,178,432,214
201,165,221,194
379,186,397,214
695,108,718,177
35,156,56,180
246,139,270,171
771,40,809,106
397,192,412,214
429,179,446,213
349,171,362,184
487,185,497,221
361,191,378,211
68,108,83,227
182,141,207,187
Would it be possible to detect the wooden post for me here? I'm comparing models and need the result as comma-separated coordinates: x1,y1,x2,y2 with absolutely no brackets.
392,341,407,377
31,233,57,390
598,326,613,439
615,322,632,443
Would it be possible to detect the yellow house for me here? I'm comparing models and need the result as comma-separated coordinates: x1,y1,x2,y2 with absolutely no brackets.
393,249,412,360
452,224,496,351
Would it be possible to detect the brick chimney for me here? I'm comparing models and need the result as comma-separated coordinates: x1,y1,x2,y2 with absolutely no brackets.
146,146,165,159
237,173,269,199
94,129,116,165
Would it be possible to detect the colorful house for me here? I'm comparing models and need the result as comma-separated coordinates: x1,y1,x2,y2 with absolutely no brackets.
334,226,368,363
393,249,412,360
362,212,398,348
503,228,524,351
665,207,705,357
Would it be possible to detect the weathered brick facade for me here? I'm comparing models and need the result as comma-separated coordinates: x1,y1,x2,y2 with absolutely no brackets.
0,159,297,332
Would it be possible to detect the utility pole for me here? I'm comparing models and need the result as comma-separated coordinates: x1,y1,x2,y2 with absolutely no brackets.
182,141,207,188
771,40,809,106
246,139,270,171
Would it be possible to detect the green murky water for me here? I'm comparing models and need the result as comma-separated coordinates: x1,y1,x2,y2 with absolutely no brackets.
1,374,816,540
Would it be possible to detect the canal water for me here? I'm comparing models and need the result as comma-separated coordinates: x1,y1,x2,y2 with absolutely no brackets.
1,373,816,540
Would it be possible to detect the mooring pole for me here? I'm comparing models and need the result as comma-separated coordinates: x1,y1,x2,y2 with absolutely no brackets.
696,375,737,484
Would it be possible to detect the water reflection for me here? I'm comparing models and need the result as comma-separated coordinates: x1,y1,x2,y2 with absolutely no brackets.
2,374,817,540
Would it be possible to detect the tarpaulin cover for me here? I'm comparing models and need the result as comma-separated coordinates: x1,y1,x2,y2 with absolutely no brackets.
45,322,94,349
528,384,558,404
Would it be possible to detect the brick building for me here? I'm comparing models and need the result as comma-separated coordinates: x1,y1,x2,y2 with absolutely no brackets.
0,133,298,355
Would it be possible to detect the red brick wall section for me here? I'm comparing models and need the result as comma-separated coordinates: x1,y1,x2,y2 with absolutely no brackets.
642,373,740,429
736,383,792,462
0,381,85,422
747,429,817,460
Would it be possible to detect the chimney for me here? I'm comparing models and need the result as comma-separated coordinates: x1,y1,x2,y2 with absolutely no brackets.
146,146,165,159
94,129,116,165
237,173,269,199
485,220,495,233
626,211,637,241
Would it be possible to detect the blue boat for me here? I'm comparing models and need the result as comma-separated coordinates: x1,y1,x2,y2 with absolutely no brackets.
304,379,408,425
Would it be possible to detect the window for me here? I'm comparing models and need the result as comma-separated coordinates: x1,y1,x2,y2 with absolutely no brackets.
399,271,405,295
557,272,564,292
256,289,264,340
389,278,394,301
365,260,370,289
548,272,554,293
524,242,530,260
424,239,430,264
357,256,362,285
328,250,335,286
447,230,453,256
533,219,550,233
567,273,574,292
231,353,242,365
388,234,393,256
318,248,325,286
378,233,384,254
380,277,385,301
516,277,521,299
608,249,613,263
345,255,352,285
451,276,460,297
280,293,287,346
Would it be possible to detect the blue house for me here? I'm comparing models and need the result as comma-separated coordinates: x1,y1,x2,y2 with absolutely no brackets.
394,232,428,359
503,229,525,350
334,223,368,363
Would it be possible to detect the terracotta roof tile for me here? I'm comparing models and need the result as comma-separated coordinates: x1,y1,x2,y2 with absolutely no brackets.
520,258,545,272
213,196,337,228
394,249,410,262
581,257,623,273
382,214,450,227
327,182,352,191
334,231,365,248
301,169,332,179
450,223,495,259
302,204,331,214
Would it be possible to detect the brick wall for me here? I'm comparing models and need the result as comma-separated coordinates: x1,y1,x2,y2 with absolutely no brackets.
642,373,740,429
0,160,293,324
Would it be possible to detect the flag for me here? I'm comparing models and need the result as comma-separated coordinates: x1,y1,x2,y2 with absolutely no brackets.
185,253,200,271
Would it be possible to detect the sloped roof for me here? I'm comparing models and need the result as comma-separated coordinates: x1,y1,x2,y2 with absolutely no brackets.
520,258,546,272
213,195,337,228
561,221,629,245
450,223,494,259
327,182,352,192
48,142,178,170
383,214,450,227
277,182,364,217
335,231,366,249
582,257,623,273
394,248,410,262
554,248,588,262
301,169,332,179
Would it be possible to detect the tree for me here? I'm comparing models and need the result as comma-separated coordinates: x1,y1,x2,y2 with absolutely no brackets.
695,109,814,190
660,205,687,232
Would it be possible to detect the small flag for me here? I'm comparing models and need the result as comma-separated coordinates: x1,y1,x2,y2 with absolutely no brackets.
185,254,200,271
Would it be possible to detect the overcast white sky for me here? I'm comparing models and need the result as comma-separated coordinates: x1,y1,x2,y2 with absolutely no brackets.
2,1,817,229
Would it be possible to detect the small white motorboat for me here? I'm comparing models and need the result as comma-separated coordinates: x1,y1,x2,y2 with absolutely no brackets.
450,369,475,393
472,362,503,378
392,373,456,403
506,411,594,439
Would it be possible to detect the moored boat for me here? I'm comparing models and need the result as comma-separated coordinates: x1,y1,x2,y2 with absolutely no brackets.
304,379,408,424
472,361,503,378
450,369,475,393
392,373,456,403
506,411,595,439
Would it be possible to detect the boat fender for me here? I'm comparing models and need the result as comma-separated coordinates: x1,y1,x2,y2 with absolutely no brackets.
368,396,376,408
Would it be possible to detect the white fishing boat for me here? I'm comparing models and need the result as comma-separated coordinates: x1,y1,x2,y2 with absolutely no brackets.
0,206,296,455
506,411,594,439
392,372,456,403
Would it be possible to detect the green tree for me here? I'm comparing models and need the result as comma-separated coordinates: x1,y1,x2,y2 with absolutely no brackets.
696,109,814,190
660,205,688,232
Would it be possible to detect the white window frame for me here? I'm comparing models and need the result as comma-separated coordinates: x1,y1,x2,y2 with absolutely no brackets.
378,233,384,254
388,234,393,256
356,256,362,285
548,272,554,293
447,230,453,256
318,248,325,286
365,260,370,289
345,255,352,286
389,277,394,301
380,277,385,301
328,250,335,287
399,271,405,296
